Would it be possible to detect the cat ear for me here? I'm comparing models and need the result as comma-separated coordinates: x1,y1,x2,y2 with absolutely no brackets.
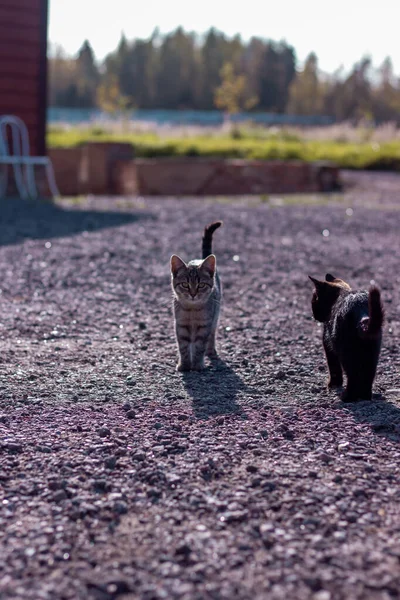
201,254,216,276
170,255,187,276
325,273,351,290
308,275,325,290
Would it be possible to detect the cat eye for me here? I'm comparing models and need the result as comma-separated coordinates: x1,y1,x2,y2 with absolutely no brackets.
181,283,189,289
198,283,206,288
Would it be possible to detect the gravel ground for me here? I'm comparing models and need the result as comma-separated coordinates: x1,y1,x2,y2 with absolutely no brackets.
1,171,400,600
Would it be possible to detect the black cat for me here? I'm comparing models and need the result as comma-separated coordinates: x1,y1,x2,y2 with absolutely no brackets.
309,273,384,402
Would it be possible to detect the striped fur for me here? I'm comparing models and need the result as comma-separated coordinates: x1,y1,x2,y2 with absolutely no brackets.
170,222,222,371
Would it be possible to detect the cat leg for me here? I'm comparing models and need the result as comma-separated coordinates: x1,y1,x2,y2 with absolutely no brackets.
358,380,373,401
191,328,209,371
323,341,343,388
340,359,359,402
341,380,359,402
206,328,218,359
175,326,192,372
358,346,379,400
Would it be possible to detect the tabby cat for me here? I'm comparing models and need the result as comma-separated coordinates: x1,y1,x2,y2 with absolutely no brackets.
309,273,384,401
170,221,222,372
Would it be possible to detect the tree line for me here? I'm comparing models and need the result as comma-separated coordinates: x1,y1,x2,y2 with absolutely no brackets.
48,27,400,123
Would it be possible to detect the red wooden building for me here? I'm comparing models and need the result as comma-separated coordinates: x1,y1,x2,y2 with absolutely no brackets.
0,0,49,156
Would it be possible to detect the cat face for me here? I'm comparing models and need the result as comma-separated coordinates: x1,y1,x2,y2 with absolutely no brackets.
309,273,351,322
171,254,216,305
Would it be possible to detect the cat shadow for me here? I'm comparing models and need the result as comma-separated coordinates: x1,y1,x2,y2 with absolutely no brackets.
181,358,247,419
334,388,400,443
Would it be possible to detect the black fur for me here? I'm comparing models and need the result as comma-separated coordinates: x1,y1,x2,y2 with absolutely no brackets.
309,274,384,402
202,221,222,259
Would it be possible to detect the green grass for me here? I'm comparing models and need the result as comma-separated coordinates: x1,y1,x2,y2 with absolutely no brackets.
47,126,400,171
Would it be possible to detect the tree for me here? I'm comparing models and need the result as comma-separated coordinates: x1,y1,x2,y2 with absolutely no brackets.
258,42,296,112
324,57,373,122
76,40,99,107
48,45,78,106
96,74,130,115
288,52,324,115
372,57,400,123
48,28,400,123
214,62,258,119
155,28,199,109
199,28,229,109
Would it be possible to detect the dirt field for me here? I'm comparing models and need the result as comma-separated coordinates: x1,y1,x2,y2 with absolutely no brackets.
1,172,400,600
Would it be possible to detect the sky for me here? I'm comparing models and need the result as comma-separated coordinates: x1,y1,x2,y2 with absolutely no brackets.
48,0,400,75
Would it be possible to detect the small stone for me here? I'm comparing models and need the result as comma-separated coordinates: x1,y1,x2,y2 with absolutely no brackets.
114,501,128,515
93,479,108,493
275,370,286,380
246,464,258,473
104,456,117,469
5,442,22,453
98,427,111,438
48,479,62,491
147,488,161,499
319,452,331,463
220,510,248,523
338,442,349,451
53,490,67,502
305,577,322,592
131,451,146,461
122,403,132,412
126,410,136,420
37,446,52,453
106,581,131,595
251,478,262,487
126,376,136,386
175,543,191,557
348,453,366,460
313,592,331,600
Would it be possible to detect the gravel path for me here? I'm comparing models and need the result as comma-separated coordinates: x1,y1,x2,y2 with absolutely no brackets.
1,172,400,600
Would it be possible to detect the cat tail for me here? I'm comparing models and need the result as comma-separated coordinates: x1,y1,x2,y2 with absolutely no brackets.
202,221,222,259
358,286,384,339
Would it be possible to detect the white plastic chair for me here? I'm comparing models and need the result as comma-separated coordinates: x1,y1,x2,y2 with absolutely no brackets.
0,115,60,199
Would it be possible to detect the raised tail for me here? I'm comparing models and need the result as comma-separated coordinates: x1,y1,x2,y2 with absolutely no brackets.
358,286,384,339
202,221,222,259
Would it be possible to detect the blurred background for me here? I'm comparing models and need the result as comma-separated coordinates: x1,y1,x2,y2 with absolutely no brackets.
48,0,400,132
2,0,400,198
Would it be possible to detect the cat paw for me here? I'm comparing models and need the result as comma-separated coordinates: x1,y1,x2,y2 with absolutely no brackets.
191,363,205,372
328,378,343,389
176,363,191,372
341,389,357,402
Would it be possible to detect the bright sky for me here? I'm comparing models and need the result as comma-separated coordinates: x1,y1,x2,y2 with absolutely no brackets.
48,0,400,74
